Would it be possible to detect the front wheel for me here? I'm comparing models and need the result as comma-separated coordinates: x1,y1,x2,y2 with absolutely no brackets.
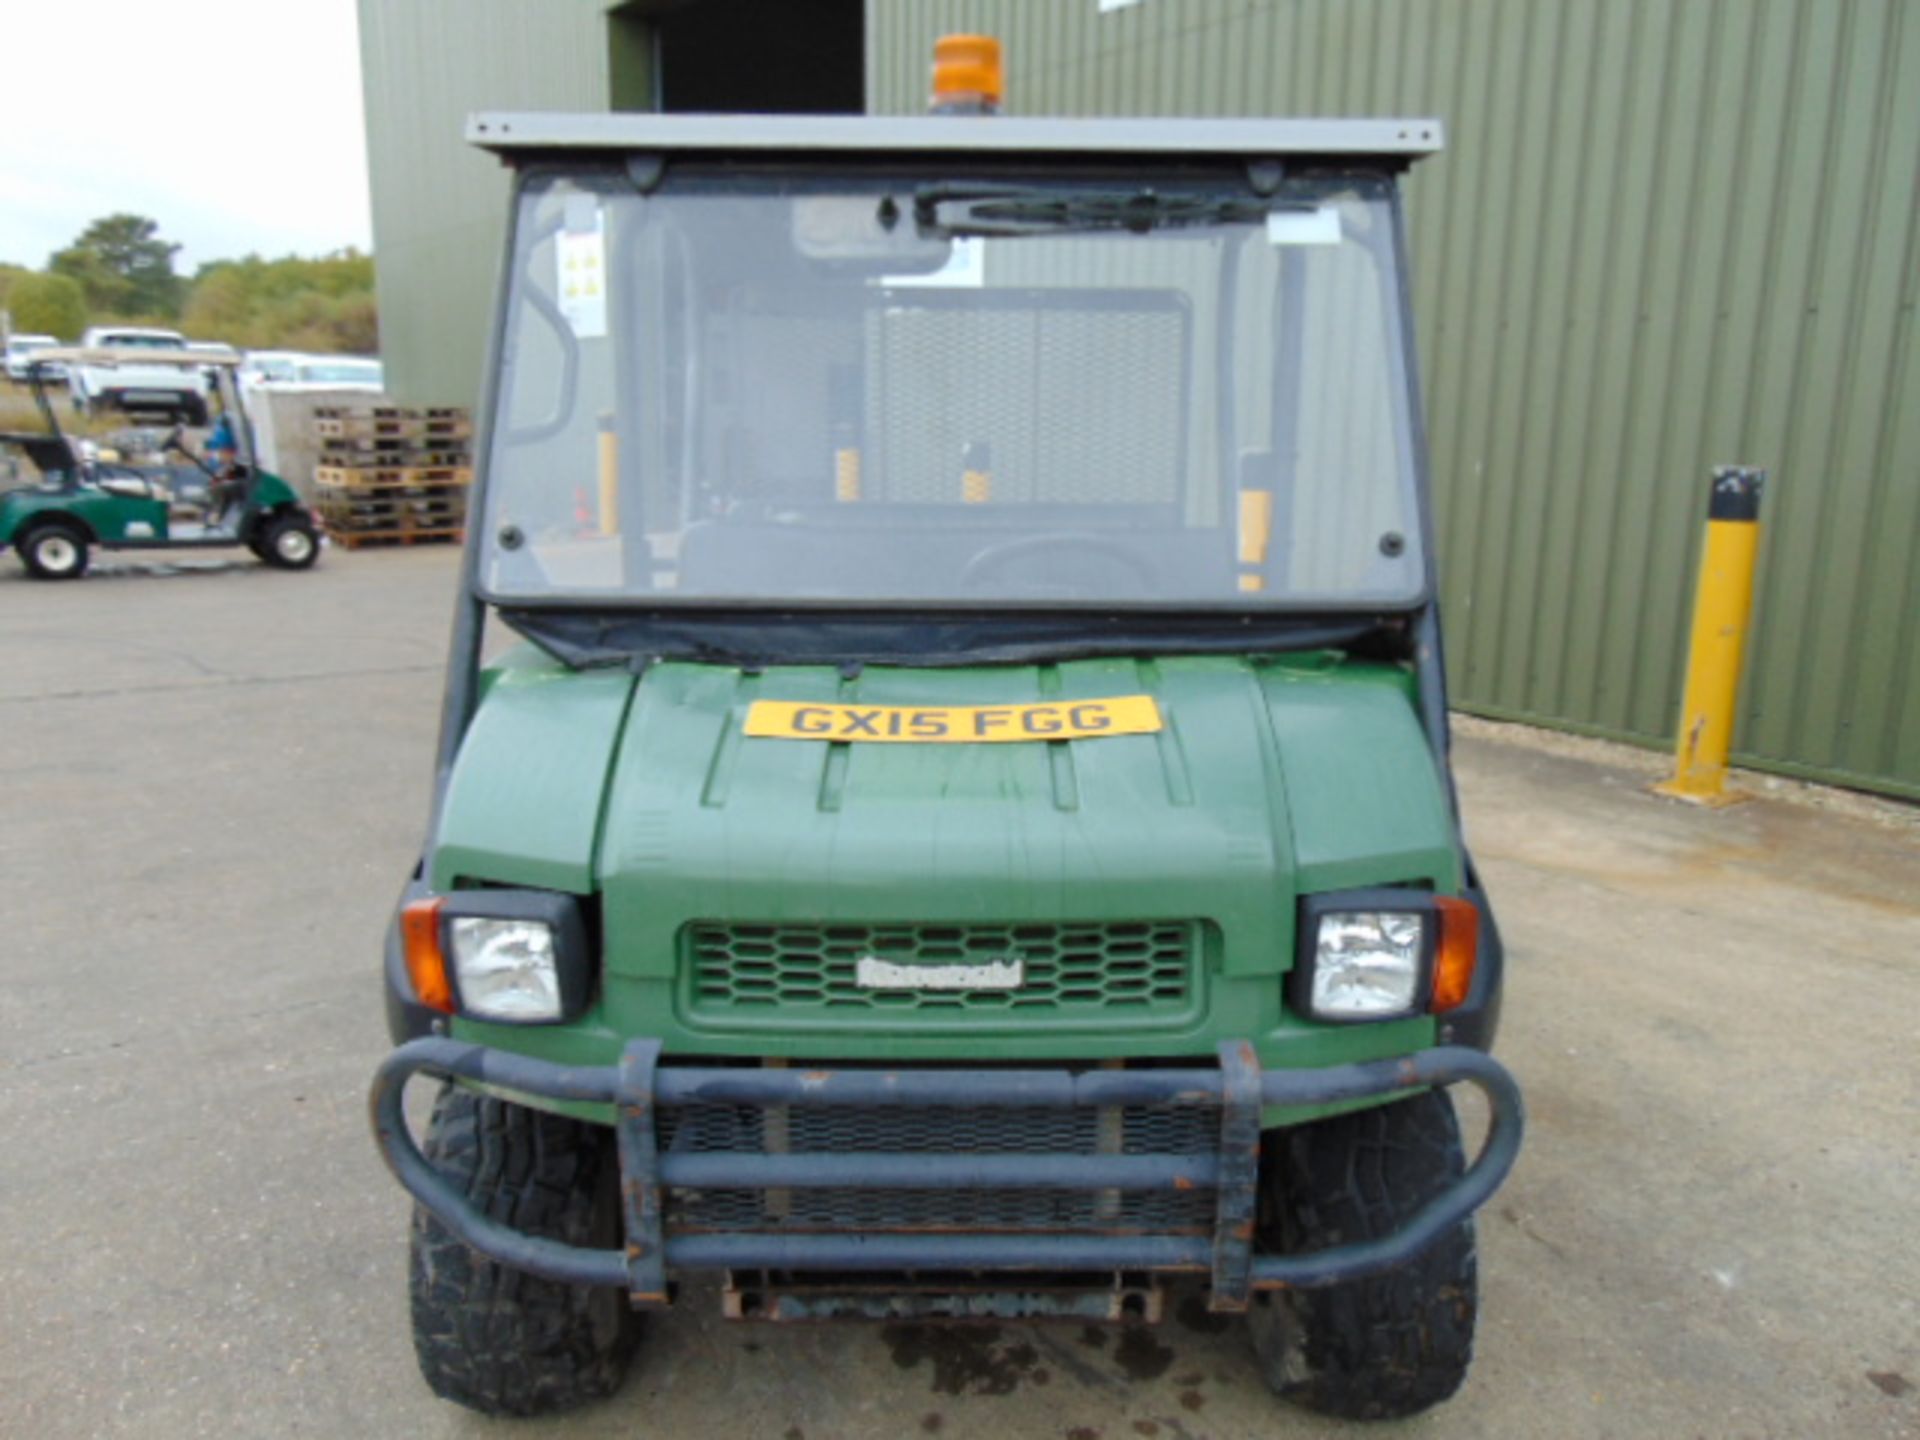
409,1086,639,1416
17,521,91,580
257,511,320,570
1245,1088,1477,1420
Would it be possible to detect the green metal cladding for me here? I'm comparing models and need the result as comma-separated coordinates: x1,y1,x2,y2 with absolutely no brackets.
356,0,651,409
869,0,1920,800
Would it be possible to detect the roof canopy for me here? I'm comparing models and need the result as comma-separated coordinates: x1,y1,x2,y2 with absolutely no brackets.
467,112,1443,164
30,347,238,369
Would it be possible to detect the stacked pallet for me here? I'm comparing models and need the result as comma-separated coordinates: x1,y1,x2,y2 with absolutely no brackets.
311,405,472,550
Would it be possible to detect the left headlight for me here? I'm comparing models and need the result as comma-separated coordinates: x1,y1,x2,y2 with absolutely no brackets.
1290,889,1482,1024
402,890,593,1025
1292,890,1436,1023
450,915,565,1022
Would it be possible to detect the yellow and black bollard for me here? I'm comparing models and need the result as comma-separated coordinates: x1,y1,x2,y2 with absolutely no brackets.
834,445,862,503
1655,466,1767,806
595,412,620,537
1236,486,1273,593
961,441,993,504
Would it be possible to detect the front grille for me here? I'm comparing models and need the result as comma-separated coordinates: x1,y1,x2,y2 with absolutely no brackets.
659,1097,1219,1235
684,920,1200,1023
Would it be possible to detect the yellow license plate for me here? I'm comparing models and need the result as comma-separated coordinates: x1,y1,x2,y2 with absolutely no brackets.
743,695,1163,743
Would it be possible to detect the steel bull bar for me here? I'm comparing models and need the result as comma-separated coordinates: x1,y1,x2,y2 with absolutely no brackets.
370,1038,1523,1311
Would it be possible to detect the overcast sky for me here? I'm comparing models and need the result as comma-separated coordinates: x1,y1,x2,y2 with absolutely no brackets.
0,0,372,274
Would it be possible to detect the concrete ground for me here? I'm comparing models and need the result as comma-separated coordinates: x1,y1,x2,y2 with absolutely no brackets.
1,544,1915,1440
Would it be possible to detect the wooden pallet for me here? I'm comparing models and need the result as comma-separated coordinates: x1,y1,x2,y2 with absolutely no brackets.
314,464,472,489
314,404,414,421
319,499,466,532
326,526,463,551
313,404,472,447
315,478,467,500
320,434,422,456
314,414,417,441
316,445,470,467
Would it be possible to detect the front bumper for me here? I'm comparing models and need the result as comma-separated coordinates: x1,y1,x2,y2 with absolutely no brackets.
371,1037,1522,1311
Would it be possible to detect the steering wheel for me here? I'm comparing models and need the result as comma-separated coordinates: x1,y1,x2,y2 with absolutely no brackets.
957,532,1160,599
165,425,220,480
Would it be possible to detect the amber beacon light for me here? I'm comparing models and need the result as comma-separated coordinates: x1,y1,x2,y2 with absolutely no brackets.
929,34,1003,114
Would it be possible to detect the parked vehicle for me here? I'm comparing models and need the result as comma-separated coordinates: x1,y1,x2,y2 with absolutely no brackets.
296,355,381,387
0,349,320,577
238,349,305,388
239,351,383,396
4,334,67,384
69,326,208,425
370,45,1522,1425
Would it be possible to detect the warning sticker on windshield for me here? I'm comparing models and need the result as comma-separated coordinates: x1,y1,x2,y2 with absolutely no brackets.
557,195,607,338
743,696,1162,743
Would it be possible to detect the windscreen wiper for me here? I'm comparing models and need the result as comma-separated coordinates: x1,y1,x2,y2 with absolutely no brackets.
913,184,1279,237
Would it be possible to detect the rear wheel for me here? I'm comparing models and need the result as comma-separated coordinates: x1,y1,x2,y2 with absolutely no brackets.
17,521,90,580
1246,1089,1477,1420
258,511,320,569
409,1086,639,1417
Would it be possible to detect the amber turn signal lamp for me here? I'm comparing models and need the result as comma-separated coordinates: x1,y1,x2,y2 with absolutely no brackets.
401,897,454,1014
1430,896,1480,1013
930,34,1003,113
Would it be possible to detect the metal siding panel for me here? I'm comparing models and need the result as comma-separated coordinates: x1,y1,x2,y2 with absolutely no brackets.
1485,0,1579,715
1470,0,1563,718
1737,0,1843,765
1556,0,1667,732
1781,0,1909,771
1609,1,1718,738
1844,13,1920,781
1442,0,1535,709
360,0,615,406
858,0,1920,796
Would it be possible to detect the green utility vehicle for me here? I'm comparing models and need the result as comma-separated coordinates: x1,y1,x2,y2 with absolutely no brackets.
0,351,320,579
372,104,1522,1422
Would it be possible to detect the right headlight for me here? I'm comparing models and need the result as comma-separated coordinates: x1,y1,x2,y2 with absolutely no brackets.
1291,889,1480,1023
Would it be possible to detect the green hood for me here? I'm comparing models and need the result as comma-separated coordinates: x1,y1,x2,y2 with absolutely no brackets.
435,648,1458,1055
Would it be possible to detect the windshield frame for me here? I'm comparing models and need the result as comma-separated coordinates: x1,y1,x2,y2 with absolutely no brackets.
467,155,1438,624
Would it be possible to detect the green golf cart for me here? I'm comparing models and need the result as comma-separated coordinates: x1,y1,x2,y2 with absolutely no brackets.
371,94,1523,1423
0,349,320,579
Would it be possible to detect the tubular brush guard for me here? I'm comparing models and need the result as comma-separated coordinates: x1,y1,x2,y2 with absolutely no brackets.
370,1037,1523,1311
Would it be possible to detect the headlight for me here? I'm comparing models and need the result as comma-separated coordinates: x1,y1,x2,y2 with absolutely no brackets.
402,889,593,1025
1292,891,1436,1023
450,916,563,1022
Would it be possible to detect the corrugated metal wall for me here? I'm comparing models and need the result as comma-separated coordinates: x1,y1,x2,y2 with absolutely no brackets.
358,1,644,408
870,1,1920,799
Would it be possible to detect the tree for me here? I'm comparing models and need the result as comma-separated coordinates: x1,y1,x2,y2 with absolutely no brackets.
0,262,28,313
181,249,378,352
7,272,87,339
50,214,182,320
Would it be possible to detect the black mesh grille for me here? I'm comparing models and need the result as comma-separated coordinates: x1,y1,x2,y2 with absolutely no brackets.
658,1097,1220,1235
685,920,1198,1021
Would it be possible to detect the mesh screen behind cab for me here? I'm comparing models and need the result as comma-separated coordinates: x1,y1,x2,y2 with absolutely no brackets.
869,297,1187,507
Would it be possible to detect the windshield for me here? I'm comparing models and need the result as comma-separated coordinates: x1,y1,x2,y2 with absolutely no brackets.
482,167,1425,609
102,333,185,350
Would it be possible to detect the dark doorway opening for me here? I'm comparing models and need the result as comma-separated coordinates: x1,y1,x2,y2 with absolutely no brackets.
655,0,863,114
